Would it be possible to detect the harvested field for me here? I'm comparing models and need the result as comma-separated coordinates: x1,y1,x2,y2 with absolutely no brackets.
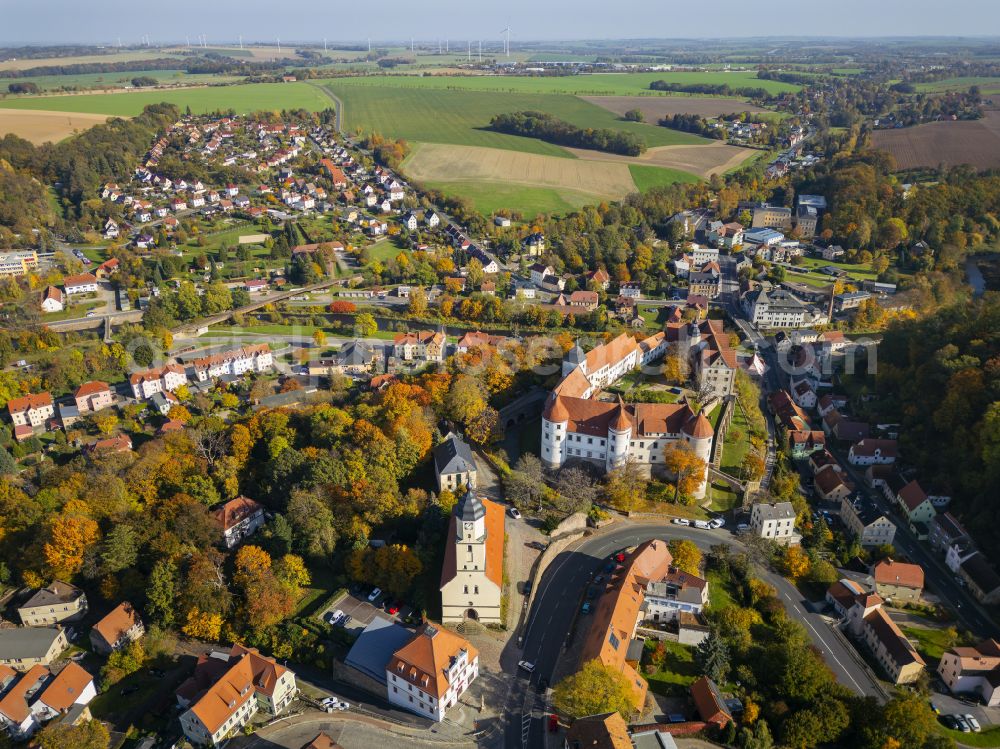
403,142,638,199
0,108,113,143
872,111,1000,171
582,95,768,121
563,141,758,178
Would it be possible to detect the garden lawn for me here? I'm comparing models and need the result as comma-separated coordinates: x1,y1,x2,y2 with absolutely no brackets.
720,406,752,478
321,83,710,154
937,725,1000,747
900,625,955,664
365,238,408,263
629,164,702,192
793,256,881,281
0,82,332,116
643,640,699,696
706,567,737,612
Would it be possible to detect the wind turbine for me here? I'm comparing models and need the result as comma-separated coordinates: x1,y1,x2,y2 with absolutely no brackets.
277,37,281,54
239,35,243,50
500,26,510,57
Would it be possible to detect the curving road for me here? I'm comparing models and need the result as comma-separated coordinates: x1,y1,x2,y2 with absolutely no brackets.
504,521,886,749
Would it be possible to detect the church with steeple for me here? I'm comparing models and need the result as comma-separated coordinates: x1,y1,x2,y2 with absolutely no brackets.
440,489,505,625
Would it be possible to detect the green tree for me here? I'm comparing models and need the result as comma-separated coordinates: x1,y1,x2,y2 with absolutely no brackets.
0,447,15,475
739,720,775,749
100,524,139,574
355,312,378,338
695,631,730,682
146,559,177,627
552,659,639,719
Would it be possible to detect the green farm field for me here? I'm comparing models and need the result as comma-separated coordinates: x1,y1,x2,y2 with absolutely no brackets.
423,180,598,216
317,70,800,96
0,69,242,93
319,82,710,152
0,82,332,116
629,164,702,191
914,76,1000,94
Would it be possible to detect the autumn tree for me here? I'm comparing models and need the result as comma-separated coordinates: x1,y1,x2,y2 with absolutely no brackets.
347,543,423,597
781,545,811,580
408,286,428,316
604,462,647,512
446,375,487,425
552,659,639,719
668,539,702,575
37,720,110,749
662,443,707,502
43,506,100,580
354,312,378,338
740,451,766,482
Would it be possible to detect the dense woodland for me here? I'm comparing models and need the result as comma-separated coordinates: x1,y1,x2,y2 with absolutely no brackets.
649,80,774,101
490,110,646,156
870,294,1000,550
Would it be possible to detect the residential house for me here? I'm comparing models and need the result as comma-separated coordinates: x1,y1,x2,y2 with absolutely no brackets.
331,341,379,377
18,582,88,627
0,628,68,671
493,215,511,228
846,595,924,684
31,662,96,726
40,286,63,313
440,491,504,625
848,439,898,466
579,540,673,707
90,602,144,655
750,502,797,543
643,568,709,622
213,496,266,549
522,233,546,256
401,212,419,231
103,219,119,239
839,496,896,547
386,623,479,721
568,290,599,310
791,379,817,410
7,392,54,429
826,578,868,618
751,203,793,230
788,430,825,458
433,433,477,493
425,212,440,228
585,268,611,291
894,480,937,529
74,381,113,413
89,434,132,455
177,645,296,747
149,390,178,416
190,344,273,381
958,553,1000,605
929,513,972,555
392,331,445,362
871,559,924,603
690,676,733,729
244,279,268,293
709,221,744,249
815,464,854,502
62,273,99,295
129,364,188,400
938,639,1000,706
562,712,632,749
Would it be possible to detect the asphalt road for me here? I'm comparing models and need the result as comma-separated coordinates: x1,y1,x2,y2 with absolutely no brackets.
505,522,885,749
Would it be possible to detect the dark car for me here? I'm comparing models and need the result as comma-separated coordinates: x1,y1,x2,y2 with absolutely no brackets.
120,685,140,696
523,581,533,595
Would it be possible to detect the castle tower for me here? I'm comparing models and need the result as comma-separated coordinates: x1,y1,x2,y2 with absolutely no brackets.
541,394,570,469
562,342,586,377
682,410,714,499
606,397,632,472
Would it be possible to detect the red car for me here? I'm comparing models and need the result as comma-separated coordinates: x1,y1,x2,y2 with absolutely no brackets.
387,602,401,615
614,552,626,563
548,714,559,732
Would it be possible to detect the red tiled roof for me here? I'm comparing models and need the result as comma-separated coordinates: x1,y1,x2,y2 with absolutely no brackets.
213,496,263,532
7,392,52,414
873,559,924,590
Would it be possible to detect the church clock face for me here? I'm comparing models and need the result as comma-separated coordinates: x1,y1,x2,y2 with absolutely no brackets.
464,522,474,532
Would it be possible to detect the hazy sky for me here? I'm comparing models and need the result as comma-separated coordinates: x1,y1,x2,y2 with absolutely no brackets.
4,0,1000,45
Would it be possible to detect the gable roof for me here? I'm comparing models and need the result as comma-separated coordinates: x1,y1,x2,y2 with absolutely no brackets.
187,646,290,735
387,624,478,699
213,496,264,532
433,433,476,477
873,559,924,590
564,712,632,749
0,665,49,724
22,581,82,610
37,662,93,712
690,676,732,727
92,602,141,648
7,392,53,415
74,381,110,398
898,480,930,511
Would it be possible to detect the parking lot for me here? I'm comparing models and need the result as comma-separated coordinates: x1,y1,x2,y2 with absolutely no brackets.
318,590,418,637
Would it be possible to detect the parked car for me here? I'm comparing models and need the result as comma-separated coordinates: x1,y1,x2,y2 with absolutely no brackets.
321,697,350,711
509,507,522,520
517,660,535,673
581,603,592,614
368,588,382,602
526,541,547,551
709,518,725,529
692,520,711,529
955,716,972,733
523,581,533,596
964,715,981,732
671,518,689,525
326,609,344,625
737,523,751,532
941,715,959,730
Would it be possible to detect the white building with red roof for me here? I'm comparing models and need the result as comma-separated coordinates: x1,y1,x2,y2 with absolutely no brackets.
190,344,272,382
7,392,54,429
129,364,188,400
213,496,266,549
178,645,295,746
386,623,478,722
542,333,713,497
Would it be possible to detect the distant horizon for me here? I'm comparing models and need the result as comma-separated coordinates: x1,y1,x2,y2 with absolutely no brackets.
4,0,1000,46
4,34,1000,48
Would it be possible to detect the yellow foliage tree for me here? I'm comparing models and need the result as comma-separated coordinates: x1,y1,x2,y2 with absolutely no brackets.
667,539,702,575
781,545,811,580
43,512,100,580
182,608,223,641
